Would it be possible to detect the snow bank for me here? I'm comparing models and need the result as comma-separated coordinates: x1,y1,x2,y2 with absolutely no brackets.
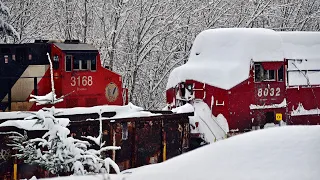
190,100,228,143
123,126,320,180
31,174,121,180
167,28,284,90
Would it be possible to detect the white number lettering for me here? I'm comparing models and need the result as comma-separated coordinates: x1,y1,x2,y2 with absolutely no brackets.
88,76,93,86
71,76,76,86
258,88,262,97
70,76,93,87
276,87,280,96
263,88,268,97
270,88,274,96
257,87,280,97
82,76,88,86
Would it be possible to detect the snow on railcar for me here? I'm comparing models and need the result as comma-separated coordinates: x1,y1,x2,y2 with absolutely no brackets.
279,32,320,125
166,28,292,140
0,40,128,112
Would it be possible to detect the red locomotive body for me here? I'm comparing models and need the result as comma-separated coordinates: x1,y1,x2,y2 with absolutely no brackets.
166,29,320,136
0,40,127,112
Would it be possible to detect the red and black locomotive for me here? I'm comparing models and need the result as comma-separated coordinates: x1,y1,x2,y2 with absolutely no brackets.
0,40,127,112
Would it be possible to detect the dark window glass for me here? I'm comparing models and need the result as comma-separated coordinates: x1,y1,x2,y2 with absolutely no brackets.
73,57,79,70
91,59,96,71
66,55,72,72
53,55,59,70
269,70,275,80
81,60,87,70
278,65,284,81
254,64,262,82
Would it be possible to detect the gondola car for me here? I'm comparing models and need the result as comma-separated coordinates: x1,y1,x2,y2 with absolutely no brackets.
0,40,127,112
166,28,320,135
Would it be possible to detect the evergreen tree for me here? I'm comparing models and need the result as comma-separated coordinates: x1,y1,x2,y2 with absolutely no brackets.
0,1,18,40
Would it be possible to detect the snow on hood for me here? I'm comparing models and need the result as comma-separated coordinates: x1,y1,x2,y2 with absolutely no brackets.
167,28,284,90
123,126,320,180
279,31,320,59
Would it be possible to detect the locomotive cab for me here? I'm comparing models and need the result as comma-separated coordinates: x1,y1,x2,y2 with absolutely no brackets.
49,41,126,109
251,61,286,129
0,40,127,112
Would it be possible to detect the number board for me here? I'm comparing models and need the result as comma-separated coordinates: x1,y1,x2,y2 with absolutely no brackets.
71,76,93,87
257,87,281,98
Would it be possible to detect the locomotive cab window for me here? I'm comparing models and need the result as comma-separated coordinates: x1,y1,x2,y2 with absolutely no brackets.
53,55,59,70
254,63,276,82
277,65,284,81
91,59,96,71
65,55,72,72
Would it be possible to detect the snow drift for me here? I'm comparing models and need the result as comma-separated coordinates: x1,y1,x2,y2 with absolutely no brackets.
123,126,320,180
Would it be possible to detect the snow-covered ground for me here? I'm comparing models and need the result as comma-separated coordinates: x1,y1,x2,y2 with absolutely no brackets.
34,125,320,180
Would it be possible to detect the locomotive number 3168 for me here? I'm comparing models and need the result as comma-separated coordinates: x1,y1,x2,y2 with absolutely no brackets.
257,87,280,97
71,76,93,86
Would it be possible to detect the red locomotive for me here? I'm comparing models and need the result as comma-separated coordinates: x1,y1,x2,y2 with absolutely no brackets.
166,28,320,136
0,40,127,112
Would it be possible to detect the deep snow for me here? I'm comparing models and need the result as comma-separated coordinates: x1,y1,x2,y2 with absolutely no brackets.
35,126,320,180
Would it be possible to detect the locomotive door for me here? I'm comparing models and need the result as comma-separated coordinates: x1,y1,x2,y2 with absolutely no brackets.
253,62,286,127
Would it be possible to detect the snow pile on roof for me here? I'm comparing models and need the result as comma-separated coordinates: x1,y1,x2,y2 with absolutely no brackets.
123,126,320,180
291,103,320,116
250,98,287,110
190,100,228,143
279,31,320,59
0,118,69,131
167,28,284,90
280,32,320,86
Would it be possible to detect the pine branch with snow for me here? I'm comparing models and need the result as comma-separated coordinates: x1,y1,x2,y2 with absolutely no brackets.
7,107,121,176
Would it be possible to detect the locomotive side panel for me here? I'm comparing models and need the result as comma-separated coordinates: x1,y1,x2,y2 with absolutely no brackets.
228,79,254,131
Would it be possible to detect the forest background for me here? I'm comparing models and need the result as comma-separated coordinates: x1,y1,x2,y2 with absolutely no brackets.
1,0,320,109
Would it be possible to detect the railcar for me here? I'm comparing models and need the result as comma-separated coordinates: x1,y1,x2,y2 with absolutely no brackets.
0,40,127,112
166,28,320,136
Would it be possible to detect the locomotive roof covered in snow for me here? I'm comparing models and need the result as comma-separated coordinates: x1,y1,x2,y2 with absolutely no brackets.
53,43,98,52
279,31,320,86
278,31,320,59
167,28,285,90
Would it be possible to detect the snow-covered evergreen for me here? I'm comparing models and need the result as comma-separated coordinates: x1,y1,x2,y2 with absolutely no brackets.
0,1,18,40
8,107,121,176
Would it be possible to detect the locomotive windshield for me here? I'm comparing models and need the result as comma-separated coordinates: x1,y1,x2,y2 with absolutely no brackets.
65,53,97,72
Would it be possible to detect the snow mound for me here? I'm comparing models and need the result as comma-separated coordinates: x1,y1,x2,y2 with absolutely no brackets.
167,28,284,90
190,100,228,143
123,126,320,180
